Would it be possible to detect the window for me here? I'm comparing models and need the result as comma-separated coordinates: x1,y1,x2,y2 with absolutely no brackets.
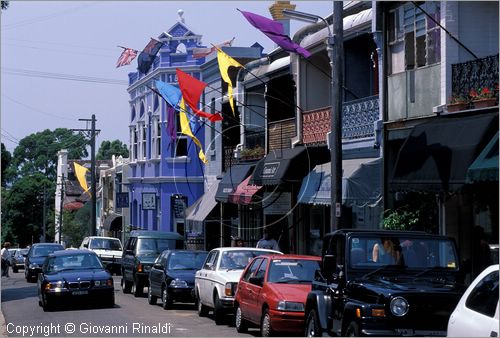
152,116,161,158
138,123,147,160
243,258,262,282
388,2,440,74
131,127,138,161
173,115,187,157
466,270,499,318
254,258,268,281
203,250,219,270
210,98,216,151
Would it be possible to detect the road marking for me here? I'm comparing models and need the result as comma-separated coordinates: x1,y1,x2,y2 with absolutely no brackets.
175,328,189,331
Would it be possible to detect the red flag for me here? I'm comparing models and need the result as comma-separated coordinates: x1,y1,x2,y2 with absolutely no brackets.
116,47,138,68
192,38,234,59
176,69,223,122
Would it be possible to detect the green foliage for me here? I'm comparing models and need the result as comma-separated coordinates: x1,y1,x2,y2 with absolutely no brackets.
10,128,88,182
62,204,90,247
382,208,420,231
96,140,129,160
1,143,12,187
1,1,9,10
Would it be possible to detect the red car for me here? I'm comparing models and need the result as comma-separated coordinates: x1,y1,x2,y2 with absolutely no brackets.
234,254,321,336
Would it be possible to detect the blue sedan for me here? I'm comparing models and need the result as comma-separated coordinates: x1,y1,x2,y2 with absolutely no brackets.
37,249,114,311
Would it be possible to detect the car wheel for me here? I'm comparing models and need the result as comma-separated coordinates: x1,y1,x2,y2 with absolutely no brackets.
148,287,157,305
345,321,360,337
261,308,274,337
121,278,132,294
41,294,52,312
12,267,18,273
162,286,172,310
133,277,143,297
106,293,115,308
305,309,322,337
197,293,208,317
235,304,248,333
213,293,224,325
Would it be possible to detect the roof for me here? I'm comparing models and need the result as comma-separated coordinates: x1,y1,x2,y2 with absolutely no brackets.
266,254,321,261
210,247,282,254
48,249,94,257
87,236,121,241
32,243,65,247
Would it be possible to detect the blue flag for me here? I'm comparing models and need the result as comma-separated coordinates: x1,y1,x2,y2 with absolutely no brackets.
155,80,181,108
137,38,163,74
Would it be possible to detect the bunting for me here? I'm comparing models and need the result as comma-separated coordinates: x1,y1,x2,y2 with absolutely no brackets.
192,38,235,59
179,98,208,164
116,47,138,68
216,48,243,115
176,69,223,122
137,38,163,74
73,162,90,196
238,9,312,58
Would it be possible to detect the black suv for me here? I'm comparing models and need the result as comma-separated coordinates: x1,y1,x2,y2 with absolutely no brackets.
304,229,465,337
121,231,184,297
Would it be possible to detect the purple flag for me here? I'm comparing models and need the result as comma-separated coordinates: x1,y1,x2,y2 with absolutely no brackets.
167,105,177,143
239,9,312,58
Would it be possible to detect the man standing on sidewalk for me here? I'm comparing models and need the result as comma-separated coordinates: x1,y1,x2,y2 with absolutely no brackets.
1,242,11,277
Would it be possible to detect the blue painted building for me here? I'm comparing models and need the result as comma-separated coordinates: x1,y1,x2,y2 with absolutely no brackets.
126,13,206,237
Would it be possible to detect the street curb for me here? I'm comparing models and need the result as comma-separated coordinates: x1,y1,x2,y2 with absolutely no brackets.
0,307,7,337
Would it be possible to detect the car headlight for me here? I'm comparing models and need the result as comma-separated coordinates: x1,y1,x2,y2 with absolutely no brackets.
169,279,188,288
45,281,64,291
276,301,304,312
224,282,237,296
390,296,409,317
29,263,39,269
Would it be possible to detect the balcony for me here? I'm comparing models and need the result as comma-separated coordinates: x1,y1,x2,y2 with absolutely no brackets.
302,95,379,145
451,54,499,102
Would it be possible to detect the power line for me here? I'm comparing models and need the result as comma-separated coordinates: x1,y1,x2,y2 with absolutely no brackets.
2,67,128,85
2,94,79,121
3,37,117,52
2,42,116,59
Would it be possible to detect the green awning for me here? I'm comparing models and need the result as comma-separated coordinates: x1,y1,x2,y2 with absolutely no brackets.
467,132,499,183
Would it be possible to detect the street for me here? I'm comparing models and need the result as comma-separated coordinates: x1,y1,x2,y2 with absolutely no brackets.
1,273,256,337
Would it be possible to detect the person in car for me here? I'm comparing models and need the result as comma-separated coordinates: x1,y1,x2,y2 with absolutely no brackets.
372,237,404,265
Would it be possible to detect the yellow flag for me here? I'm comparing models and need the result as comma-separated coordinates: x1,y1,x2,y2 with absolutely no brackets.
216,48,242,115
179,98,208,164
73,162,90,196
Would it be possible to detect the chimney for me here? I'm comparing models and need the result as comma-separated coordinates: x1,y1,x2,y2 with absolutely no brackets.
269,1,296,38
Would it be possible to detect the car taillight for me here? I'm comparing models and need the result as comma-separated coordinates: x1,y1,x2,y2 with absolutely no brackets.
137,264,142,272
106,279,113,286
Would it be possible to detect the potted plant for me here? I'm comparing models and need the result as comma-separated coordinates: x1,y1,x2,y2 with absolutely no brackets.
240,146,264,160
447,94,469,112
469,87,497,109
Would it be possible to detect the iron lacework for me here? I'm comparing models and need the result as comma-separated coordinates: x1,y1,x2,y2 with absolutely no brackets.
452,54,499,99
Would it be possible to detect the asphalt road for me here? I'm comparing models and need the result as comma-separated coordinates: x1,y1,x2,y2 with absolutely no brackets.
1,272,261,337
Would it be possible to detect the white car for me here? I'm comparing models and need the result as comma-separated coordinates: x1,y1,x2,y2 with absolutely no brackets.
447,264,499,337
80,236,123,274
195,247,282,325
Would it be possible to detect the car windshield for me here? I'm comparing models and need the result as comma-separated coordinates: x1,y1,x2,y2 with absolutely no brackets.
89,238,122,251
45,253,103,273
137,238,180,254
32,245,64,258
17,249,29,256
349,235,459,272
268,259,320,283
219,250,276,270
167,252,208,270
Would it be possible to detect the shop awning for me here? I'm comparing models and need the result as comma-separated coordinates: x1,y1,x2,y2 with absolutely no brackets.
390,113,497,192
252,146,330,186
228,175,263,205
186,180,220,230
215,163,255,203
102,213,122,231
467,132,499,183
298,158,382,206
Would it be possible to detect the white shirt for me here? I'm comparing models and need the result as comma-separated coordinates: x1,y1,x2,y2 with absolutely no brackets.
1,248,11,262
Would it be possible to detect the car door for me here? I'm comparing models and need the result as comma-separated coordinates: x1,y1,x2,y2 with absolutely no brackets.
238,258,263,322
248,258,268,324
197,250,217,305
122,237,137,281
149,252,166,296
203,250,219,307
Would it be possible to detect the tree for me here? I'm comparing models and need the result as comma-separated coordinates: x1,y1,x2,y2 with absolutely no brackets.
62,203,91,247
96,139,129,160
1,143,12,187
1,1,9,10
10,128,88,182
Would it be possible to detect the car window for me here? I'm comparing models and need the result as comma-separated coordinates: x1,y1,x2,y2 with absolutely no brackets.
167,252,208,270
45,253,103,273
32,245,64,257
268,259,320,283
219,250,275,270
242,258,262,282
90,238,122,251
203,250,218,270
254,258,268,281
465,270,499,318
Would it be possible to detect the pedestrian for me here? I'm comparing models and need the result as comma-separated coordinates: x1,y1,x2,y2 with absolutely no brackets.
472,225,492,278
256,227,280,251
1,242,12,277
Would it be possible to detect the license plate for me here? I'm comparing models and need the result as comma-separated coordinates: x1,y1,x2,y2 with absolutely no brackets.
72,290,88,296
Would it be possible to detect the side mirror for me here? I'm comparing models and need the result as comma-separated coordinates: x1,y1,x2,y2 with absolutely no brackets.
322,254,336,279
249,276,263,286
153,263,163,270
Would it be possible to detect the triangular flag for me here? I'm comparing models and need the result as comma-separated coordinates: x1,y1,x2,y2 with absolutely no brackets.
116,47,138,68
155,80,182,108
176,69,223,122
216,48,243,115
137,38,163,74
73,162,90,196
192,37,234,59
179,98,208,164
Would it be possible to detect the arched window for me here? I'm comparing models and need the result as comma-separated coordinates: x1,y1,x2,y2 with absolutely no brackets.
140,102,145,117
153,94,159,112
176,42,187,54
131,106,136,121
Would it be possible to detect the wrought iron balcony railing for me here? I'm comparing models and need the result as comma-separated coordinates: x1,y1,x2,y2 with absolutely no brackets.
451,54,499,99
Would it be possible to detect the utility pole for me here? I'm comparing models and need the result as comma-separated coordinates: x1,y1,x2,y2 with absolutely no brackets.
42,184,47,242
73,114,100,237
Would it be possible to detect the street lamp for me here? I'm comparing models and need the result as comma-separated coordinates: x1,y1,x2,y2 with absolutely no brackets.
283,4,343,232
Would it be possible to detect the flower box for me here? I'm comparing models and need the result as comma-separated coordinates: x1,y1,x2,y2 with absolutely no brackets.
472,98,497,109
447,102,469,112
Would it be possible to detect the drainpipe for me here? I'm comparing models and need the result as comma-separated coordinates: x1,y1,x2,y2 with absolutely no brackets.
290,19,330,148
234,56,271,156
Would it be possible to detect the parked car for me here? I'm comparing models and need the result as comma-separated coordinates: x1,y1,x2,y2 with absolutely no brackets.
121,230,184,297
25,243,65,282
37,249,114,311
148,250,208,309
195,247,282,325
235,254,321,336
304,229,466,337
447,264,499,337
11,248,29,273
80,236,123,274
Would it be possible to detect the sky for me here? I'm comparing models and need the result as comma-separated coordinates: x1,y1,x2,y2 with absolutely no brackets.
1,1,333,154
